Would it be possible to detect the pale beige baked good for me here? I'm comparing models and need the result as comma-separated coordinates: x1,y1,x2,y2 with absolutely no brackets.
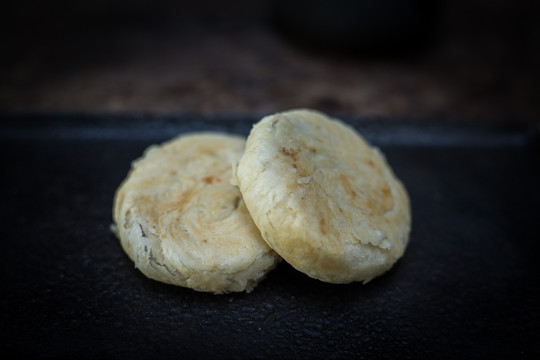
234,109,411,284
112,133,280,293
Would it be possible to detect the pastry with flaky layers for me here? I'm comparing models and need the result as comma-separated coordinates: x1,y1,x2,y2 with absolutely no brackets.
113,133,280,293
234,109,411,284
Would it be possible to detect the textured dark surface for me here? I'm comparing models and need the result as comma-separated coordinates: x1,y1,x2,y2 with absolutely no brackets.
2,1,540,121
1,114,540,359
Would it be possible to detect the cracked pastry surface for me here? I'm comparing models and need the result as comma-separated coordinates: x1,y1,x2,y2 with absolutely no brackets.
113,133,280,293
234,109,411,284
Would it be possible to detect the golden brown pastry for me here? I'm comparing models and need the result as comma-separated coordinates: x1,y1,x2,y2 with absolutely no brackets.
234,109,411,284
113,133,280,293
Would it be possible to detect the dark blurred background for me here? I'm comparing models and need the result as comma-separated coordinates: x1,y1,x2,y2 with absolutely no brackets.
1,0,539,122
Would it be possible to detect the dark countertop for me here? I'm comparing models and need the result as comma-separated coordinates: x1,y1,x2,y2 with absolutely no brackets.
1,0,539,122
1,115,539,359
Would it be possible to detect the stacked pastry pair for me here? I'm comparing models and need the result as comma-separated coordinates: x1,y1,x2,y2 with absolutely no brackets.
112,109,411,293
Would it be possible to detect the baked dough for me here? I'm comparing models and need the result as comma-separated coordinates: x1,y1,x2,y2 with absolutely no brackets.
113,133,280,293
234,109,411,283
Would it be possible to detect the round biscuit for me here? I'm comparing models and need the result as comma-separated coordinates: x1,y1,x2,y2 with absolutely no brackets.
113,133,280,293
235,109,411,284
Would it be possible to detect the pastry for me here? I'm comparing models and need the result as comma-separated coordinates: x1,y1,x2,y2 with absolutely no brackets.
113,133,280,293
234,109,411,283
